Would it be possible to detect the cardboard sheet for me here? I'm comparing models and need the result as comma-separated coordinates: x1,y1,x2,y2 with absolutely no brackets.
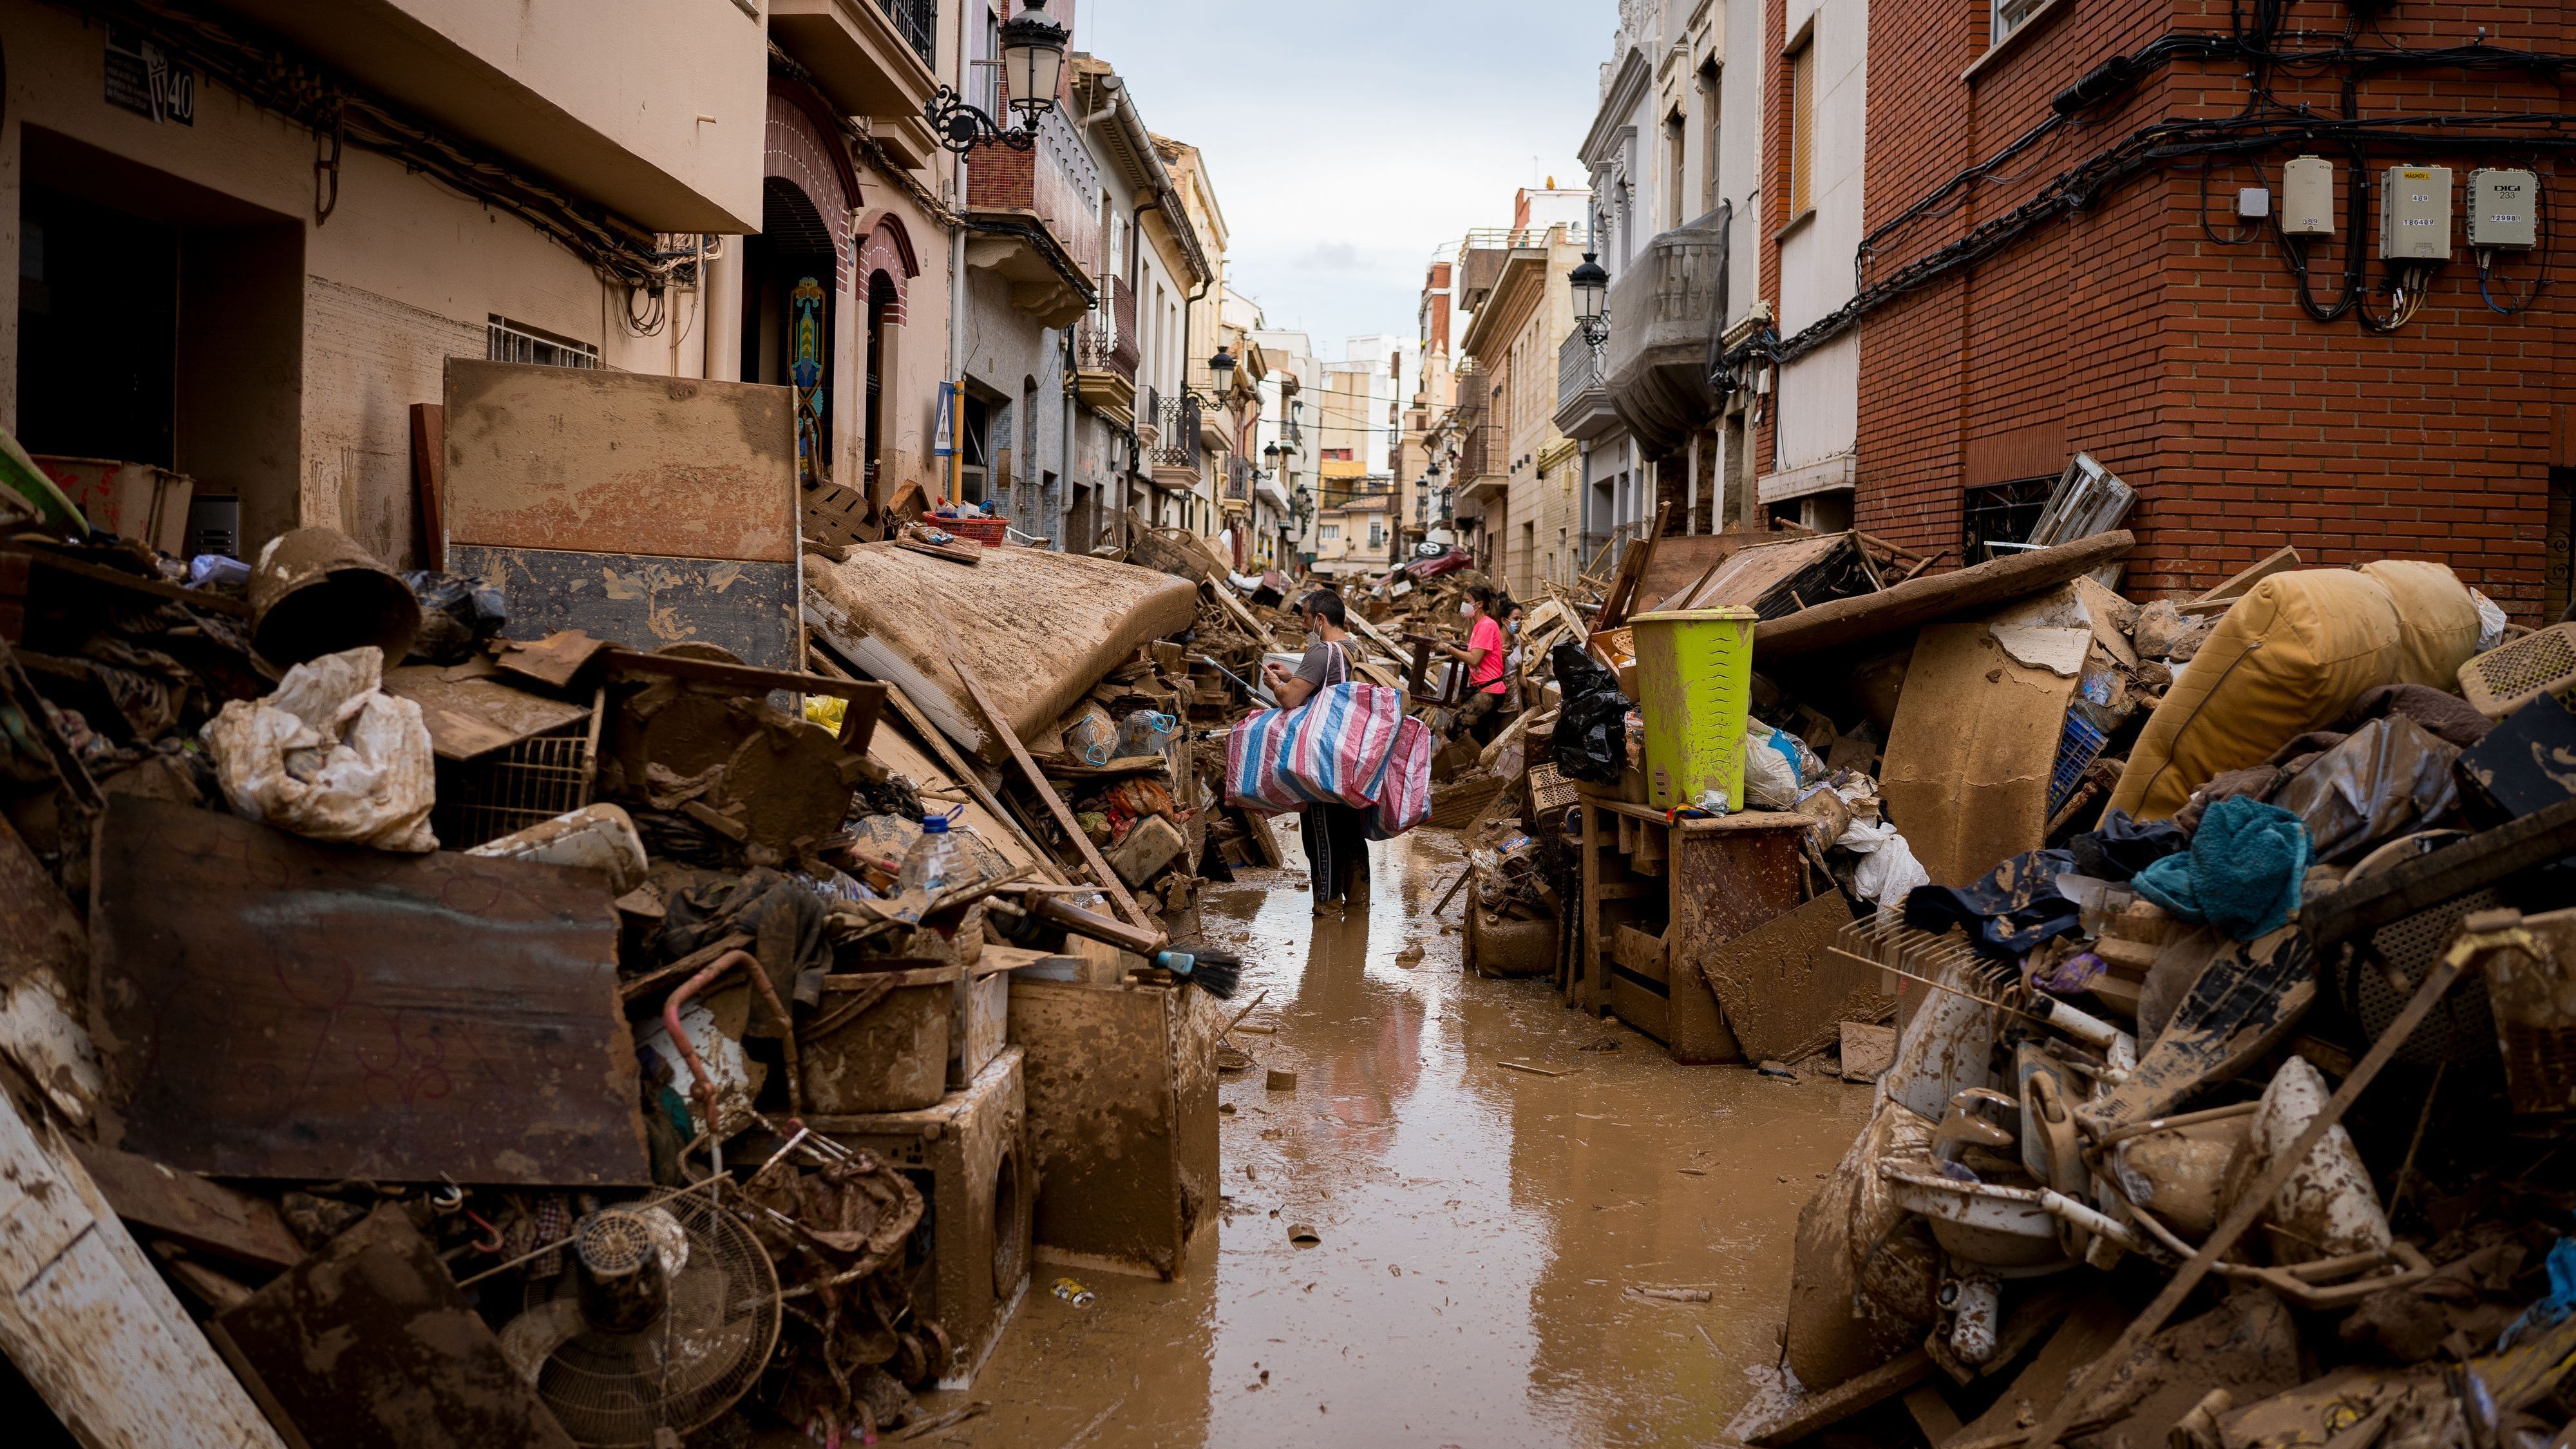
1879,623,2082,887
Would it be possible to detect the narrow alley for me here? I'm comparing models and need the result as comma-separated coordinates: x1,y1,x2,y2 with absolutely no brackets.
934,833,1861,1449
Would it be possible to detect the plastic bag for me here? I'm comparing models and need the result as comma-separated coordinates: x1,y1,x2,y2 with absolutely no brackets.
1549,640,1629,786
2268,714,2460,866
402,569,507,665
1837,818,1931,910
202,645,437,851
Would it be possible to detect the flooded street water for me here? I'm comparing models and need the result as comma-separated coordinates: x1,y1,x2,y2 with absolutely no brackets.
923,828,1870,1448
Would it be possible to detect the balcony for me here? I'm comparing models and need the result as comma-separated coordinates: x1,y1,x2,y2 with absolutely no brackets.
1074,278,1141,426
1554,327,1618,441
770,0,943,169
1144,390,1202,492
1605,211,1728,456
965,107,1103,328
1453,410,1506,513
210,0,766,229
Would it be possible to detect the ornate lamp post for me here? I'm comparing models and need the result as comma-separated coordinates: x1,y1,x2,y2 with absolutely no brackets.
927,0,1070,153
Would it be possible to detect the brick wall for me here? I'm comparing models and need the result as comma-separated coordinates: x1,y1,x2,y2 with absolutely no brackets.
1843,0,2568,615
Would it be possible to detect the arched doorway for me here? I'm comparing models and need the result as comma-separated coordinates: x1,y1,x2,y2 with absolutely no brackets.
865,271,896,495
742,176,837,486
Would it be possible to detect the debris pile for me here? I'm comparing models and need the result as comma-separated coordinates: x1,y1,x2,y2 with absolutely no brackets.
0,439,1262,1444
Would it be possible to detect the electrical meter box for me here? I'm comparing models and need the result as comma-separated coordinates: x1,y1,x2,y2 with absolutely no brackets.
2467,167,2539,249
2281,155,2337,237
2378,165,2453,261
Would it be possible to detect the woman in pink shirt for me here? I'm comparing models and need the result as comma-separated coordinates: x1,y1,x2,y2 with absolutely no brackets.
1445,587,1516,745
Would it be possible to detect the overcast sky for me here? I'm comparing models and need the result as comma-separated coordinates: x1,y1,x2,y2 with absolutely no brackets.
1070,0,1605,363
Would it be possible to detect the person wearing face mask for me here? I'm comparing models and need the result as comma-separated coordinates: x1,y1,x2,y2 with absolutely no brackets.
1443,586,1516,745
1260,590,1374,914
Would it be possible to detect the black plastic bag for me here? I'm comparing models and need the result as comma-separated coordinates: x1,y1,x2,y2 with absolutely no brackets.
401,570,508,665
1550,639,1630,786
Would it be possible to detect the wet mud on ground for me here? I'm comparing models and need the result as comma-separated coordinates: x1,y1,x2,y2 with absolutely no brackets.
920,829,1870,1447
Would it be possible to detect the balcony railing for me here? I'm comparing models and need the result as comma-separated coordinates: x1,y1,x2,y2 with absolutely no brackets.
1604,210,1729,454
879,0,936,69
1225,453,1253,504
1075,277,1139,383
1457,415,1502,484
1557,327,1607,416
1146,389,1201,472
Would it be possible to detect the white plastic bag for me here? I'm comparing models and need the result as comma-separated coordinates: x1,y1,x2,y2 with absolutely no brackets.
203,645,438,852
1838,818,1930,909
2469,589,2510,653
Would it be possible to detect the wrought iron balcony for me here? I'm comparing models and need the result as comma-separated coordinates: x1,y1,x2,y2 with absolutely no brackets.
1605,210,1728,455
1074,277,1140,423
1554,326,1617,441
1145,389,1202,473
879,0,936,68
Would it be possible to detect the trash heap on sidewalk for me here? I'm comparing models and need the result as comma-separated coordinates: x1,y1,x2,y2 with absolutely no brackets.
0,422,1267,1446
1649,526,2576,1446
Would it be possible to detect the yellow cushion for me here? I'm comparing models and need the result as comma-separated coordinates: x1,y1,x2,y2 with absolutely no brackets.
2110,570,2406,820
2356,559,2480,688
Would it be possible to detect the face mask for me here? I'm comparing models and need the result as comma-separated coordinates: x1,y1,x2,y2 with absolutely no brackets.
1460,601,1475,616
1507,621,1520,636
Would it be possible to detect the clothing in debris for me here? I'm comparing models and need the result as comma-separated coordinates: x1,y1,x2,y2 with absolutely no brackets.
2132,796,2311,940
661,867,833,1012
2065,808,2188,882
1903,848,2081,961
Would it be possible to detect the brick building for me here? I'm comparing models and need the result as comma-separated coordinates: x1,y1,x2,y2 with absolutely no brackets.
1750,0,2571,618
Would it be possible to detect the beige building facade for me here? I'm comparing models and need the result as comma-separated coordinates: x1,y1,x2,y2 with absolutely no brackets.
2,0,770,565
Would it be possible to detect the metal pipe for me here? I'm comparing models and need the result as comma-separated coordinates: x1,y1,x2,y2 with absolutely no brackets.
661,948,805,1124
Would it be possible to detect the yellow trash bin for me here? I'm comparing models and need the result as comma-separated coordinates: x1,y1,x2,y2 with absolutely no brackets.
1629,607,1758,813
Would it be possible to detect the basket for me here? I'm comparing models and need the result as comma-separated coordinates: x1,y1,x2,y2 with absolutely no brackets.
2459,623,2576,720
935,514,1008,547
431,706,601,849
2048,711,2111,816
1525,762,1579,822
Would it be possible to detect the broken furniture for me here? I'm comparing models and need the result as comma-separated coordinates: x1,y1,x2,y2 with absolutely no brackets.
1574,793,1815,1063
442,360,804,670
799,1045,1034,1390
1009,976,1220,1281
90,795,651,1186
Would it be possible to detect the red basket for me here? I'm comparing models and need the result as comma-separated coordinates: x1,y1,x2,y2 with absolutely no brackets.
935,515,1007,546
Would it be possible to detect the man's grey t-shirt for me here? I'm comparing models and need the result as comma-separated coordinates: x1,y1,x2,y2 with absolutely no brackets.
1294,639,1349,688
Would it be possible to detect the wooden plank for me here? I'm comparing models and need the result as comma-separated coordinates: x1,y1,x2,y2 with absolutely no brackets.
953,659,1159,940
409,401,445,573
0,811,100,1125
820,630,1066,885
602,645,884,753
8,540,252,617
68,1141,304,1271
1598,502,1672,629
0,1096,289,1448
91,796,651,1186
2189,544,2300,605
382,665,590,762
1738,1349,1933,1447
1754,531,2136,661
1703,893,1879,1063
493,629,610,690
214,1206,576,1449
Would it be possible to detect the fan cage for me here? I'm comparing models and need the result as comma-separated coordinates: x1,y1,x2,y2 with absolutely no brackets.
2459,623,2576,720
523,1194,779,1448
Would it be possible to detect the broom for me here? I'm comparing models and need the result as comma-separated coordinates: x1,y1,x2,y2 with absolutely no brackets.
1028,895,1244,999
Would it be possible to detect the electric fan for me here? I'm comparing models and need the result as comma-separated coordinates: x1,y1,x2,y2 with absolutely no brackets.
498,1195,781,1448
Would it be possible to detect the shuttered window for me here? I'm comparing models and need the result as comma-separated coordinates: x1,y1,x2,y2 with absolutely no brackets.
1788,39,1815,217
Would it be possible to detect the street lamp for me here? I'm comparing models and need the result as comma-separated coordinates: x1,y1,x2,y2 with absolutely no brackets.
927,1,1068,154
1207,345,1237,393
1264,441,1283,470
1570,252,1610,345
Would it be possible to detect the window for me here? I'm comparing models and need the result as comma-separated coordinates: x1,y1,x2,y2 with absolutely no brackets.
1320,524,1340,542
1700,61,1722,213
1368,521,1384,548
1962,477,2056,564
488,316,597,368
1992,0,2050,48
1324,448,1354,462
1786,35,1815,218
1664,109,1688,229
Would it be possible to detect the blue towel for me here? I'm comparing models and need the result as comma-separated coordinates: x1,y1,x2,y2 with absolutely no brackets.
2132,797,2310,940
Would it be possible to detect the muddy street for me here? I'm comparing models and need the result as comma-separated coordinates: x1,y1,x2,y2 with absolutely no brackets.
924,831,1865,1448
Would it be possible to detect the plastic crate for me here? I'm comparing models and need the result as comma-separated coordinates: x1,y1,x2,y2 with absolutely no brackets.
934,514,1008,547
2047,710,2110,817
2459,623,2576,720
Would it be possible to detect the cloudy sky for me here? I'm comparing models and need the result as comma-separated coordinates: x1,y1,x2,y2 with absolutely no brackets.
1070,0,1607,363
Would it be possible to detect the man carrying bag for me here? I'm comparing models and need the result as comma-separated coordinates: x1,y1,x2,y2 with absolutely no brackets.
1233,591,1433,916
